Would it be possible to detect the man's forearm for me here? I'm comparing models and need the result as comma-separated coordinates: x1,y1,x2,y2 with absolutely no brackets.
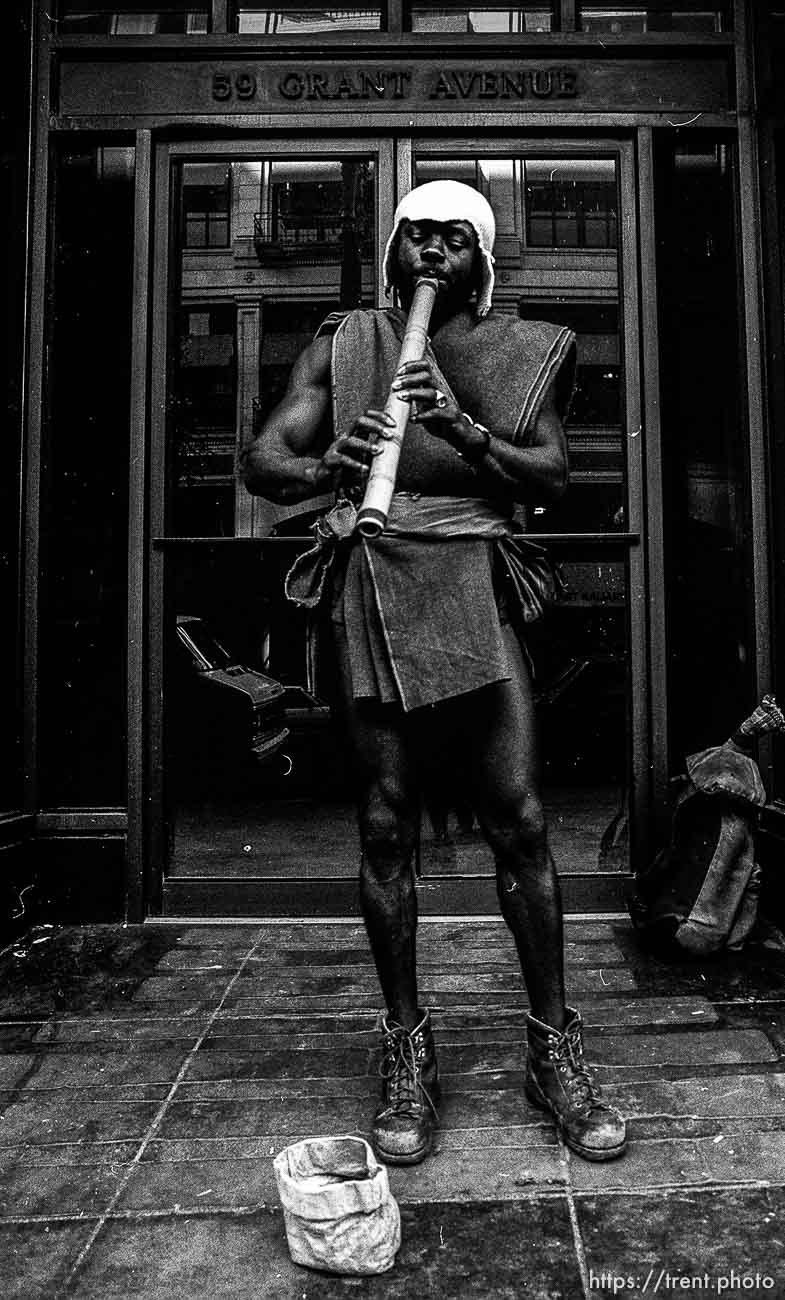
240,443,331,502
474,435,567,503
450,416,566,503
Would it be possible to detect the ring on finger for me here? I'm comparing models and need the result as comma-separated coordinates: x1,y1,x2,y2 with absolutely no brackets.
433,389,448,409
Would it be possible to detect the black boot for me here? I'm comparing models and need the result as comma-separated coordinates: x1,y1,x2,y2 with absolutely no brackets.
525,1007,627,1161
371,1009,440,1166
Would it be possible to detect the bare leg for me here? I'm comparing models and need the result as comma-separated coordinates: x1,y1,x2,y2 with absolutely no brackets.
333,626,421,1029
463,625,567,1030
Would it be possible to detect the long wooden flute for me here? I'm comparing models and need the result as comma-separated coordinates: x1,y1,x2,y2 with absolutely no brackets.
356,275,440,538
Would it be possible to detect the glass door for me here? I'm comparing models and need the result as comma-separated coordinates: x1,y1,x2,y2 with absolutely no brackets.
404,140,646,890
148,139,393,912
146,135,646,915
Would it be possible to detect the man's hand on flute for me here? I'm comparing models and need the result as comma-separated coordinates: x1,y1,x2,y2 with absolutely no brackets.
391,358,490,463
316,409,395,490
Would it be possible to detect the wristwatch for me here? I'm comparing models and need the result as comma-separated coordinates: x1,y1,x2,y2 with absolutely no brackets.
458,414,491,467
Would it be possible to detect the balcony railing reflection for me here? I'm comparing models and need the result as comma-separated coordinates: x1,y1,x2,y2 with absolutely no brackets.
253,212,372,264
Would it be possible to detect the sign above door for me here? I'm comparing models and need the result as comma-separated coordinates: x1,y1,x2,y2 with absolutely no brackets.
56,56,731,118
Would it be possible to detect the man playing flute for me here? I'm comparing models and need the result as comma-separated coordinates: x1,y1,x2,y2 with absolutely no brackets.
241,180,627,1166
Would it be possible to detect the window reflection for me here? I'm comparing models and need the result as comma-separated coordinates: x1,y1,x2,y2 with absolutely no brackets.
182,163,230,248
524,160,617,249
415,155,618,250
254,160,375,265
173,304,236,537
578,4,728,33
57,3,209,33
234,4,383,32
408,4,552,32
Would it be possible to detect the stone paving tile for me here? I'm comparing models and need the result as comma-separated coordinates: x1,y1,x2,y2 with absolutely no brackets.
117,1156,279,1213
129,976,236,1004
0,1156,131,1218
1,1079,169,1104
175,1075,379,1102
387,1144,567,1202
156,1096,367,1141
587,1028,778,1068
0,1141,139,1167
575,1185,785,1297
67,1200,583,1299
0,1094,161,1146
180,1046,372,1082
670,1072,785,1116
0,1049,193,1092
1,1220,99,1300
31,1018,207,1046
628,1112,785,1141
569,1136,713,1192
696,1128,785,1183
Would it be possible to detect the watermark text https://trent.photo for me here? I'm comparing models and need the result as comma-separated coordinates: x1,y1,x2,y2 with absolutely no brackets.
589,1267,776,1294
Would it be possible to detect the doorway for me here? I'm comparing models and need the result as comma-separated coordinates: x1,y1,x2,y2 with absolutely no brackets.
146,135,647,916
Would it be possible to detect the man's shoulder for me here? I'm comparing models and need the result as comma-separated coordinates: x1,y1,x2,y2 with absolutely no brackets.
437,308,574,361
315,310,351,341
315,305,401,341
480,308,573,344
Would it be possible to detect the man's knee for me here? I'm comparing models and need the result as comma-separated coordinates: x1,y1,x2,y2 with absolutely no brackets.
360,787,417,880
486,791,547,861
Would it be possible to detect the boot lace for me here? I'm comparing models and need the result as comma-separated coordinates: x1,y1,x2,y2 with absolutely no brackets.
377,1024,438,1121
554,1023,603,1113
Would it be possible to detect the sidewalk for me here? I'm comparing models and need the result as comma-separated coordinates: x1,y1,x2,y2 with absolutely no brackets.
2,915,784,1298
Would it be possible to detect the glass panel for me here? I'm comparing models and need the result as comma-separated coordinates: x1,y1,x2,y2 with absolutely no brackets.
164,152,377,882
182,163,230,248
524,159,617,250
57,3,209,33
234,4,383,32
578,3,729,33
411,152,629,872
655,136,753,763
169,156,376,539
408,4,553,32
38,144,135,804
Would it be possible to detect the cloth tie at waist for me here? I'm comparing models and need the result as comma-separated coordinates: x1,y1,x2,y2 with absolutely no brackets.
284,493,513,609
284,494,563,712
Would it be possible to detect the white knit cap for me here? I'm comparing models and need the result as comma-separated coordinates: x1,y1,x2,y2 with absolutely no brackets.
383,180,496,318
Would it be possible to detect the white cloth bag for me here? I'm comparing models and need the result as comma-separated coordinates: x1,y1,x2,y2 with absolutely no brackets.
273,1136,401,1275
